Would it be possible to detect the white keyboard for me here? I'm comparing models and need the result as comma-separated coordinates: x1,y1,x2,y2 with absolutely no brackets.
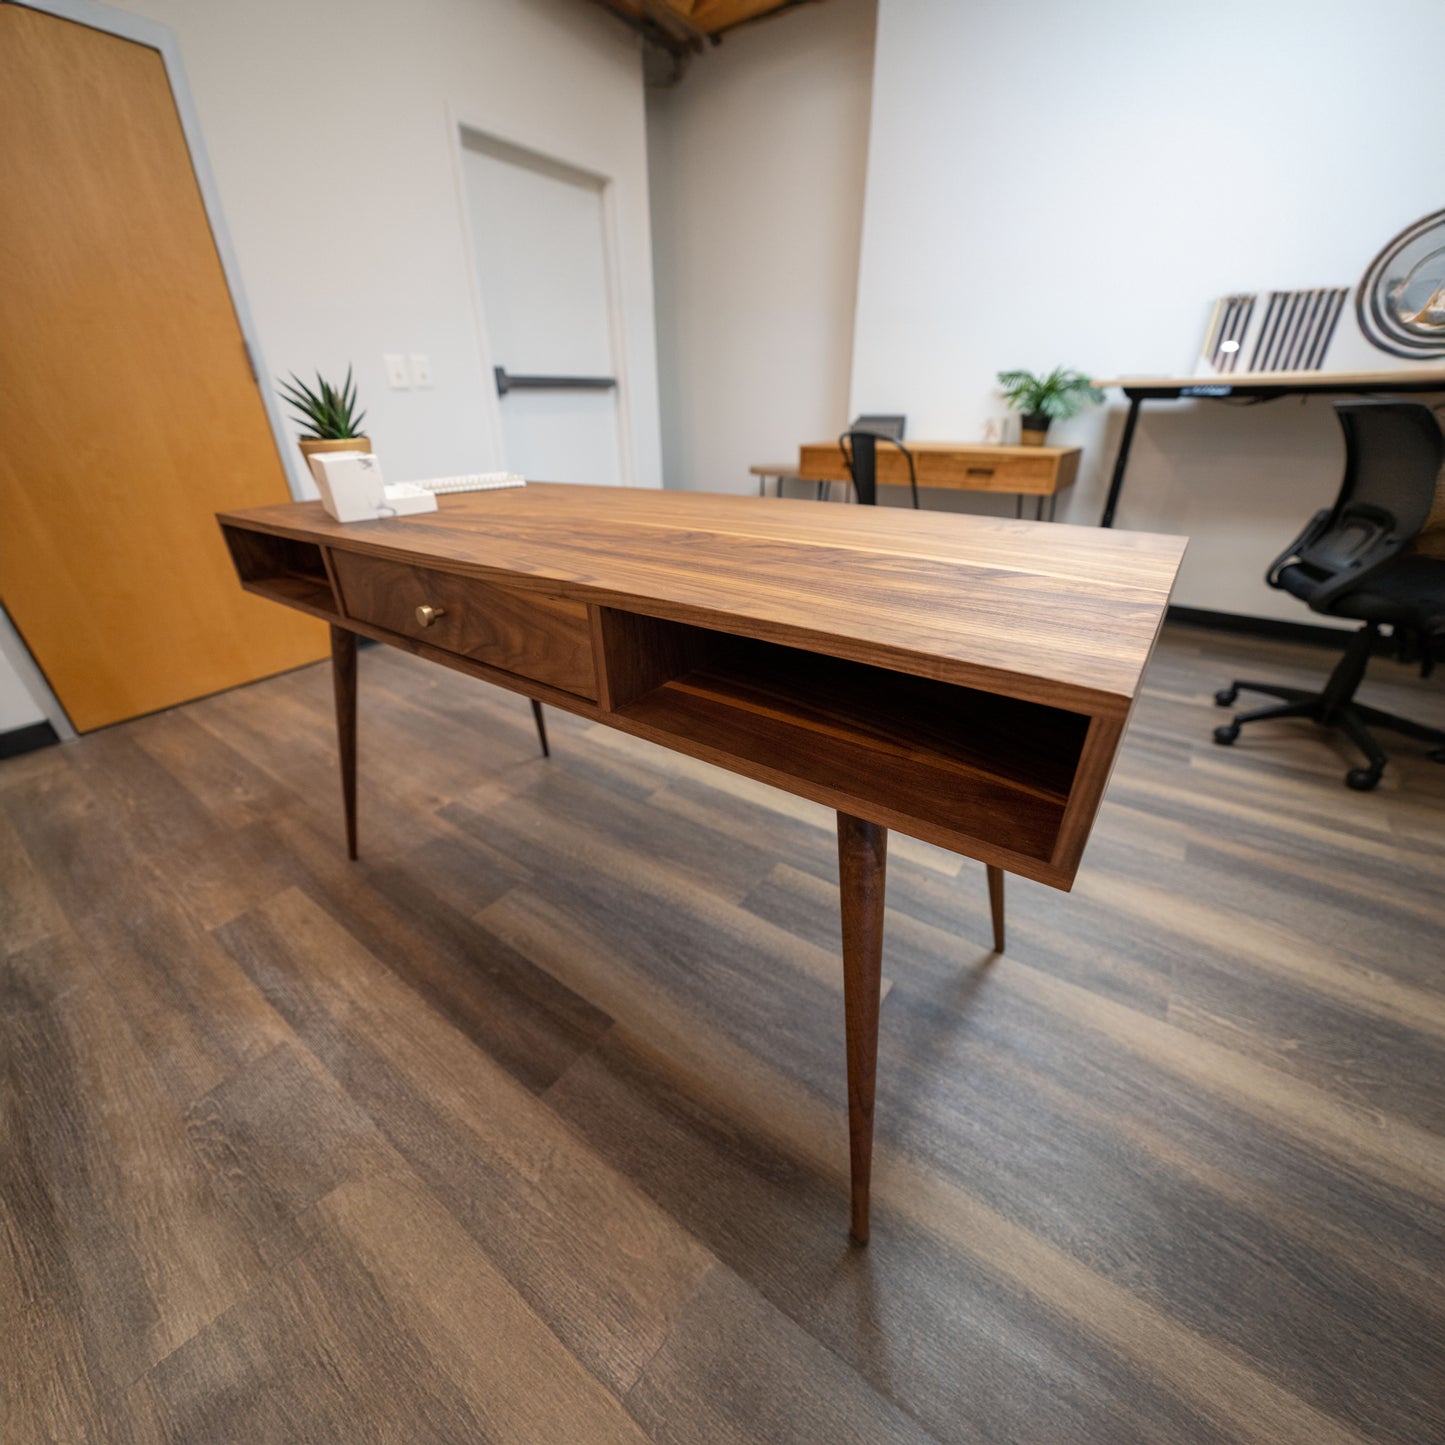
406,471,526,495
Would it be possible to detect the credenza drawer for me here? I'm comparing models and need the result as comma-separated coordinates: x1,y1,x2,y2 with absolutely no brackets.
330,550,598,700
921,450,1061,493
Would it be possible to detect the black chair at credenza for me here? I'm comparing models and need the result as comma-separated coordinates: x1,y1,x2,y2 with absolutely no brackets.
1213,400,1445,790
839,424,919,509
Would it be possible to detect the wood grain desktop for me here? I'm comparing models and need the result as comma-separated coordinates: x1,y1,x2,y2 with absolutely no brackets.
219,483,1184,1238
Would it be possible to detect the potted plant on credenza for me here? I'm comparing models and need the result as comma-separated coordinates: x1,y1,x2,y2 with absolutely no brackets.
997,366,1103,445
278,366,369,463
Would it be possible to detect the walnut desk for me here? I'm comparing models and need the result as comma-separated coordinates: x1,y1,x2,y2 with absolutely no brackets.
219,483,1184,1242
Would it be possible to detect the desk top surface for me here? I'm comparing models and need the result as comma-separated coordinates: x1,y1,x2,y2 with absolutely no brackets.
1095,366,1445,392
221,483,1185,714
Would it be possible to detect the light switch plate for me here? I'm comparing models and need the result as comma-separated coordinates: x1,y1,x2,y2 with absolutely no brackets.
383,353,410,388
410,353,433,388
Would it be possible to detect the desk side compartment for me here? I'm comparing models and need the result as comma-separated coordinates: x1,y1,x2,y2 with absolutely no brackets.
220,523,341,621
594,607,1093,884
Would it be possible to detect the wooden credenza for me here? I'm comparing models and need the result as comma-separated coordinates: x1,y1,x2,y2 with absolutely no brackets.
797,440,1081,497
219,483,1184,1240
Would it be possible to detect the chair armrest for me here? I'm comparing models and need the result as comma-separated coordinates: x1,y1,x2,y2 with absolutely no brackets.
1265,510,1331,589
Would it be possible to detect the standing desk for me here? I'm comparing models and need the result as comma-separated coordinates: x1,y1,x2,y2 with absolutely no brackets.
753,441,1082,519
1094,367,1445,527
219,484,1184,1240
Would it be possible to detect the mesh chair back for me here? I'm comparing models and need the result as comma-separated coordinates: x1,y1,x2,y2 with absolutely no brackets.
1416,406,1445,558
1298,403,1444,578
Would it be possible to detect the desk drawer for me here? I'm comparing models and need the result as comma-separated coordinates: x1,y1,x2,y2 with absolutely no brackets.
330,551,597,699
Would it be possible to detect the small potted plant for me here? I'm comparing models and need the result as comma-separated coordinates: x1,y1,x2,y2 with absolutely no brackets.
997,367,1103,446
278,366,369,462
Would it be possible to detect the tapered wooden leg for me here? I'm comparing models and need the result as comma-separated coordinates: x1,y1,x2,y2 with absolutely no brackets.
530,698,550,758
837,811,887,1245
987,864,1005,952
330,624,358,861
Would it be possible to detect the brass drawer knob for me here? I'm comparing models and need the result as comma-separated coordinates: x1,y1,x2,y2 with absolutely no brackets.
415,604,446,628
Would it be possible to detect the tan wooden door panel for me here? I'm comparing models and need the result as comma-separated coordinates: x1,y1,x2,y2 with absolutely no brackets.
0,7,325,731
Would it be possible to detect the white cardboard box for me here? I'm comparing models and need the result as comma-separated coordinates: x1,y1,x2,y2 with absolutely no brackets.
307,450,437,523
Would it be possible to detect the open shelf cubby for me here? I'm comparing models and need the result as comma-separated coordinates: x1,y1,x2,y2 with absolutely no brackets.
221,525,339,620
598,610,1090,863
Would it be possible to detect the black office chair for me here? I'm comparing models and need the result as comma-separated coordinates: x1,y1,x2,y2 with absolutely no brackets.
1213,400,1445,790
839,427,919,509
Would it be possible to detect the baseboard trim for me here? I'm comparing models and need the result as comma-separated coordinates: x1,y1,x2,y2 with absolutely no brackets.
1166,605,1359,650
0,720,61,760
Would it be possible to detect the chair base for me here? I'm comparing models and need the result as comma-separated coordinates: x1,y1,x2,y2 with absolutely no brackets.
1211,623,1445,790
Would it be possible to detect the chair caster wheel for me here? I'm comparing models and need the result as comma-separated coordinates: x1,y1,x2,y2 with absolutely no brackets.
1346,768,1382,791
1214,687,1238,707
1213,724,1240,746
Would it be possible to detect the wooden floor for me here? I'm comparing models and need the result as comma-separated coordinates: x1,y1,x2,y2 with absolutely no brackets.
4,625,1444,1444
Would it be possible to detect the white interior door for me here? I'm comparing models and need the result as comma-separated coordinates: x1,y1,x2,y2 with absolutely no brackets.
462,132,624,487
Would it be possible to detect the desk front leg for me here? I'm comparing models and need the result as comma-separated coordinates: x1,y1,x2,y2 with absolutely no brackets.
330,624,358,861
838,811,887,1244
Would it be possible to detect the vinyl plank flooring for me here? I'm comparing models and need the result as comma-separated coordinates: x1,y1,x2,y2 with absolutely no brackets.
128,1172,653,1445
264,809,613,1095
213,885,715,1395
2,759,294,1104
625,1265,942,1445
547,1038,1240,1445
0,803,66,957
3,626,1443,1444
2,931,271,1394
182,1040,400,1269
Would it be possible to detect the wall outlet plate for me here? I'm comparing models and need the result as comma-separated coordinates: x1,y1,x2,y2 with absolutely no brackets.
383,353,410,388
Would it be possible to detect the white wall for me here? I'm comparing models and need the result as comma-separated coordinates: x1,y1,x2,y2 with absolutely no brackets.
0,613,47,730
852,0,1445,621
647,0,875,492
131,0,661,491
1,0,661,733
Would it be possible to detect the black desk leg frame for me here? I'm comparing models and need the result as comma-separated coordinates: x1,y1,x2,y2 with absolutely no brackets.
1099,394,1143,528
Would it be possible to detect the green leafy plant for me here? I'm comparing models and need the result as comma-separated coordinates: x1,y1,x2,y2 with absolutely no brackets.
996,367,1103,422
278,367,367,439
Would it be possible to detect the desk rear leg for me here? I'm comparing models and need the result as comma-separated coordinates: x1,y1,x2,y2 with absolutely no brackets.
837,812,887,1244
987,865,1005,952
330,625,358,861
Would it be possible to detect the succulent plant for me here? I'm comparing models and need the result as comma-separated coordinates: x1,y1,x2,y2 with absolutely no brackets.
278,367,367,439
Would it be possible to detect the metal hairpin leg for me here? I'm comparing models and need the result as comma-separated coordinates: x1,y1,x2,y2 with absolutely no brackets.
1015,494,1023,520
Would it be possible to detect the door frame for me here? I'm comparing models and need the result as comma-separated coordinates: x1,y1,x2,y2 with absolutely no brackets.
447,109,637,488
5,0,305,732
